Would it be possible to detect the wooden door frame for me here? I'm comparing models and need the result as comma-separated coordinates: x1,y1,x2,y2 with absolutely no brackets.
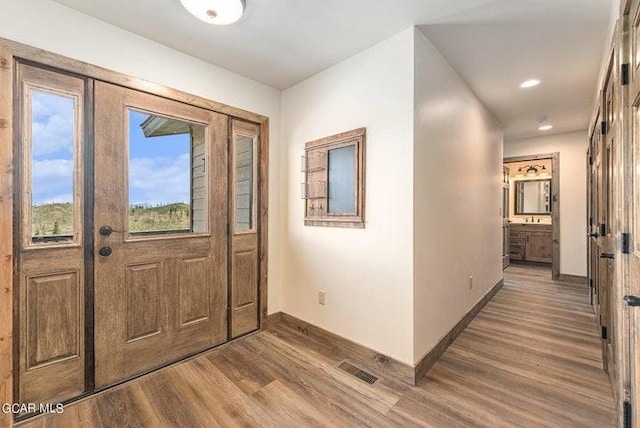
503,153,560,280
0,37,269,425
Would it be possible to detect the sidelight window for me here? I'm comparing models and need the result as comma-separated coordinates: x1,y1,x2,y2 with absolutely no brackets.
25,85,83,246
233,133,256,232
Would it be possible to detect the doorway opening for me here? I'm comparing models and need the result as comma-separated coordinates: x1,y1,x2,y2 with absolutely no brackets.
503,153,560,279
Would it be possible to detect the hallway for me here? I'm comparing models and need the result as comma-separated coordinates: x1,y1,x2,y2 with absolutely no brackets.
19,265,615,428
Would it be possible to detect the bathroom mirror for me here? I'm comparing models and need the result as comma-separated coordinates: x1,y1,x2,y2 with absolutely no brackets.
515,179,551,215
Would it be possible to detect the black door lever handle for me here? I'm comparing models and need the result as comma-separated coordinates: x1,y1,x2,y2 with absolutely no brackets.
600,253,615,259
99,225,113,236
624,295,640,307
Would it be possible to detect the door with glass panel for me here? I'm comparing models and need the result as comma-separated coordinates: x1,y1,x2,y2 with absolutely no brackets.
93,81,228,388
229,119,260,338
15,63,87,404
15,62,265,406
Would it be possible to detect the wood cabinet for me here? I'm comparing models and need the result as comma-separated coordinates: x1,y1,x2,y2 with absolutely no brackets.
509,223,552,263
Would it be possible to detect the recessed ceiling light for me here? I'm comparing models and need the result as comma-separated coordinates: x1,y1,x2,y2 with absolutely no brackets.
520,79,541,89
538,125,553,131
179,0,246,25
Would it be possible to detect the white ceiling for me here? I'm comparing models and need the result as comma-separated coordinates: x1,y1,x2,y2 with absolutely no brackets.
52,0,613,140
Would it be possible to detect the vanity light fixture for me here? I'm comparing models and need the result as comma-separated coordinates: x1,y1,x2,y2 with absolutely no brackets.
517,165,548,177
179,0,246,25
520,79,541,88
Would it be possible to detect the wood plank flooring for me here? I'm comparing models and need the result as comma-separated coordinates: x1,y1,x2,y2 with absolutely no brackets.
18,265,615,427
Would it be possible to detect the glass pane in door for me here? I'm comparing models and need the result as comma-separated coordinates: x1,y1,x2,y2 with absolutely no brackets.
234,134,255,232
30,89,77,243
128,110,208,235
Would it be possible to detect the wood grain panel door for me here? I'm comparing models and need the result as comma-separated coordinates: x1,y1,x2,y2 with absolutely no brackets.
588,115,601,308
598,58,616,374
93,82,228,388
502,166,510,269
628,0,640,422
229,119,260,338
595,128,614,374
15,63,87,404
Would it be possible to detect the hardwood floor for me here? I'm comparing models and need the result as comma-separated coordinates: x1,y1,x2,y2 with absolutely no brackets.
18,265,615,427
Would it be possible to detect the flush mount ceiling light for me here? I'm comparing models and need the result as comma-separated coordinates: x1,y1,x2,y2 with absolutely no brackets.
179,0,246,25
520,79,541,88
538,125,553,131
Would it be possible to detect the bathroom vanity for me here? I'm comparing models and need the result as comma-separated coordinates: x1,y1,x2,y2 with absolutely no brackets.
509,223,552,263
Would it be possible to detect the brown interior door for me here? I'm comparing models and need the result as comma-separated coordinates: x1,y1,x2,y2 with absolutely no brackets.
587,119,599,308
628,1,640,422
229,119,260,338
15,63,87,405
93,81,228,388
630,107,640,428
502,165,510,269
595,134,613,373
588,111,601,312
596,63,616,373
589,157,599,307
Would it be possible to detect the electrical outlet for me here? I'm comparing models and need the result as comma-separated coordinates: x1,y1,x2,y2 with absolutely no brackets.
318,290,326,305
469,276,474,290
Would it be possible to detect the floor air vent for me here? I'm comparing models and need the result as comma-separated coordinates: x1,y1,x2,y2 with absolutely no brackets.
338,361,379,385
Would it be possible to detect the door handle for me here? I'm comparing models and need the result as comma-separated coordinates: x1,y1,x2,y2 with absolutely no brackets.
589,233,599,238
98,246,112,257
624,295,640,307
99,225,113,236
599,253,615,259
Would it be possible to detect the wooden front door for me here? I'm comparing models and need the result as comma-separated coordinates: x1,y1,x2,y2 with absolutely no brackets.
93,82,228,388
12,56,266,412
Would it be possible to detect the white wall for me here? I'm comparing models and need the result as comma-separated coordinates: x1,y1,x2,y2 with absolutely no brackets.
413,28,503,364
504,131,587,276
0,0,283,313
281,28,415,364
